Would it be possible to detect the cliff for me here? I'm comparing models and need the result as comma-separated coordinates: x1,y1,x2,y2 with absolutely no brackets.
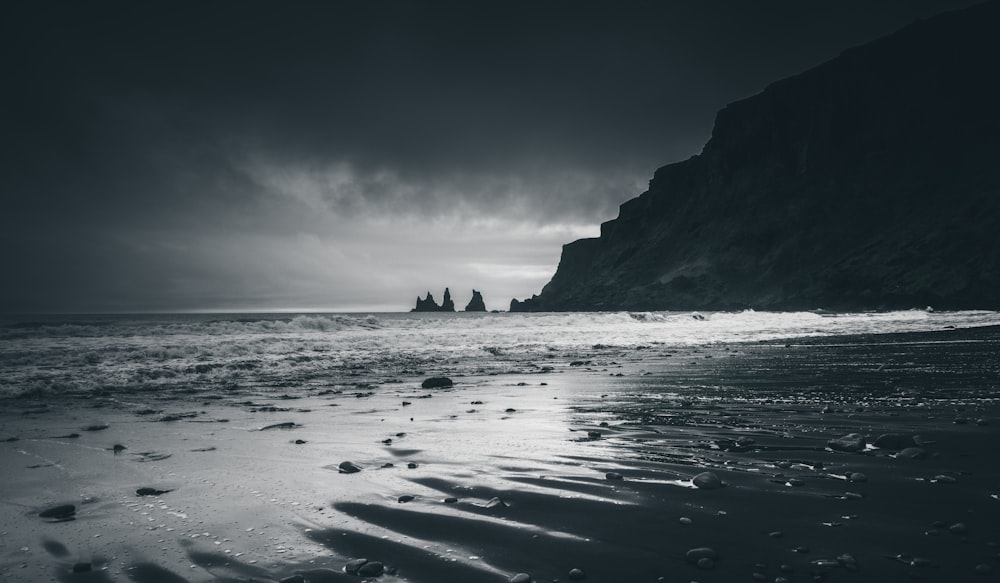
513,1,1000,312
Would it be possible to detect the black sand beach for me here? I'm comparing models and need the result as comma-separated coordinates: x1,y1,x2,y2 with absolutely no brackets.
2,325,999,583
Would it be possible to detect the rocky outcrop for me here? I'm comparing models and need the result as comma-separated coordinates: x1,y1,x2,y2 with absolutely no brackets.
512,2,1000,312
412,288,456,312
465,290,487,312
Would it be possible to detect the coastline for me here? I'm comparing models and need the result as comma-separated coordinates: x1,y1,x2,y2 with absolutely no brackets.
1,324,998,582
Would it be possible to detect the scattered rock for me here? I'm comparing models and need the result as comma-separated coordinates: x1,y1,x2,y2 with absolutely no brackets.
398,495,415,503
949,522,968,534
82,424,109,432
358,561,384,577
344,558,368,574
421,377,453,389
338,461,362,474
692,471,723,489
112,444,127,454
679,517,693,525
136,487,172,497
294,439,307,444
873,433,916,450
509,574,532,583
39,504,76,520
827,433,865,452
260,422,297,431
444,497,458,504
72,562,92,573
568,567,586,580
686,547,718,564
407,462,418,469
848,472,867,483
605,472,623,480
895,447,927,459
587,431,602,439
931,474,957,484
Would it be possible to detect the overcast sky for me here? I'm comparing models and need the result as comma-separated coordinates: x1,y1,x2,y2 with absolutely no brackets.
1,0,982,313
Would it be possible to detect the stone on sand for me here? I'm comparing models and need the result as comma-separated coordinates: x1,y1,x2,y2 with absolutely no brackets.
873,433,916,450
568,567,586,580
827,433,865,452
895,447,927,459
358,561,384,576
510,573,532,583
692,471,723,489
605,472,623,480
338,461,362,474
686,547,718,564
421,377,454,389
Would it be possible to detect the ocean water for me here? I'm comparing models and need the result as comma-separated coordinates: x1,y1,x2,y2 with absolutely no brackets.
1,310,998,400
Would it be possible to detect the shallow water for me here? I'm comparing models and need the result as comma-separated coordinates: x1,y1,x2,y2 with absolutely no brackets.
2,310,998,400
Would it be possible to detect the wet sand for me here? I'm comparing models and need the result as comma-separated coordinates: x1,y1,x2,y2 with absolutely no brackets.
1,325,998,582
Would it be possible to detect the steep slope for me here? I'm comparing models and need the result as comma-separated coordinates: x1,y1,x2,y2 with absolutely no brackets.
512,1,1000,312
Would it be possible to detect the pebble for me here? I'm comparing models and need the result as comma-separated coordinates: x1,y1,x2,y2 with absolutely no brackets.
136,487,172,497
605,472,623,480
260,422,297,431
679,517,693,525
794,546,810,554
39,505,76,520
294,439,307,444
894,447,927,459
848,472,867,483
407,462,418,469
397,495,415,503
509,573,532,583
692,471,724,490
843,492,864,500
421,377,453,389
587,431,602,439
112,444,127,454
787,478,805,487
686,547,718,565
358,561,384,577
344,558,368,574
338,461,362,474
769,531,784,538
568,567,586,580
949,523,968,534
931,475,957,484
827,433,865,452
873,433,916,450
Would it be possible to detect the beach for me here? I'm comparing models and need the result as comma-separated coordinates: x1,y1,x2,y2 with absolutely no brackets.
1,317,999,582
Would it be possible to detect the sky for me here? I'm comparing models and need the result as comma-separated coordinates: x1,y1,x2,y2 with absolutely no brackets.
1,0,984,313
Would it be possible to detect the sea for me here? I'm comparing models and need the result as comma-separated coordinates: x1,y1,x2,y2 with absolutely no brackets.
2,310,999,401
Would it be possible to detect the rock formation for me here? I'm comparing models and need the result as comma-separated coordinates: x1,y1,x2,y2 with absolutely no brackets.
512,2,1000,312
465,289,487,312
412,288,456,312
412,292,440,312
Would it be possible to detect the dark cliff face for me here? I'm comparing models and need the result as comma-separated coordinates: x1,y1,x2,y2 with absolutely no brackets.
513,2,1000,312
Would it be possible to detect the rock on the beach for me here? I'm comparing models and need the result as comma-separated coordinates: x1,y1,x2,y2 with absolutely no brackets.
568,567,586,580
848,472,868,483
344,558,369,574
605,472,624,480
398,495,415,503
358,561,384,577
509,574,532,583
39,504,76,520
136,487,172,496
338,461,362,474
421,377,454,389
686,547,718,565
873,433,916,450
895,447,928,459
827,433,865,452
692,471,724,489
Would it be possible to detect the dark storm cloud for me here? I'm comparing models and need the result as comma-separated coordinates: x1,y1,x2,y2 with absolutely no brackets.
0,0,984,312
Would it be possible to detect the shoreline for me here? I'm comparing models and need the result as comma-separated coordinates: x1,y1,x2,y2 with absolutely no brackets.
1,325,998,582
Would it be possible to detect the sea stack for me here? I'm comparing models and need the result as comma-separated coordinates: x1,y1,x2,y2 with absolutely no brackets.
412,288,457,312
465,290,487,312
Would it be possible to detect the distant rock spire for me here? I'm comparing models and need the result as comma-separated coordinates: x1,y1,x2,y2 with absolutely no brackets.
465,289,486,312
441,288,455,312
